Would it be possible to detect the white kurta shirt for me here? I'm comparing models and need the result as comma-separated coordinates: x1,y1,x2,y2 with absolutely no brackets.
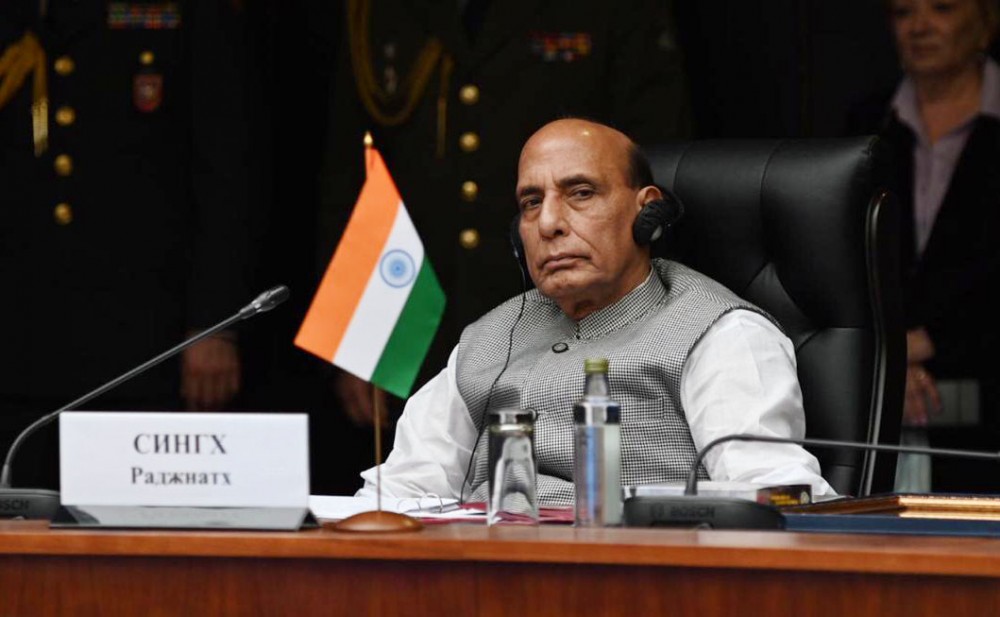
359,309,837,499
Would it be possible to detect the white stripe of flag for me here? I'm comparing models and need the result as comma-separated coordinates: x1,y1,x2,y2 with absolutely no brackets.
333,201,424,380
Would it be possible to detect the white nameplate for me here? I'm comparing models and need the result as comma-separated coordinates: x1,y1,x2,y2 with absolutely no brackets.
60,412,309,509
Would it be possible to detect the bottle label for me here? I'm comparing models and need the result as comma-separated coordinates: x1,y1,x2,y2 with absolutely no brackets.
573,424,622,526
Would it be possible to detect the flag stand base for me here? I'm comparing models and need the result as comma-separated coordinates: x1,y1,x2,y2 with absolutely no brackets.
326,510,424,533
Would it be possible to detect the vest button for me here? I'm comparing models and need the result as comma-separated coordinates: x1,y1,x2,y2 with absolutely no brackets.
552,342,569,353
140,50,155,66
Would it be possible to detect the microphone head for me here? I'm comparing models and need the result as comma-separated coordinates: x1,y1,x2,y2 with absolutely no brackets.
243,285,290,318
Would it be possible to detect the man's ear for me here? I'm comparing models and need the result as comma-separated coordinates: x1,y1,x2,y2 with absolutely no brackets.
637,185,664,209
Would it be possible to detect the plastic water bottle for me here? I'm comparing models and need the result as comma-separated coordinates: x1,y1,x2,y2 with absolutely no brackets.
573,357,622,526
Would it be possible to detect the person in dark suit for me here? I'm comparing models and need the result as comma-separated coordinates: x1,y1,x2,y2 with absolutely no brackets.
318,0,693,431
849,0,1000,491
0,0,259,489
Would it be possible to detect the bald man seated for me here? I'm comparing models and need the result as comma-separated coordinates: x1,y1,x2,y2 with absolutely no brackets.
359,119,836,503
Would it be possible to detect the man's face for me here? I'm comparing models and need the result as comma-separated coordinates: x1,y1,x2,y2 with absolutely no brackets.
891,0,990,78
515,120,650,320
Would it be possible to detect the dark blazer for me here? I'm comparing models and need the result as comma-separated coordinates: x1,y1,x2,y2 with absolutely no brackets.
884,115,1000,383
0,1,257,402
319,0,693,389
849,97,1000,391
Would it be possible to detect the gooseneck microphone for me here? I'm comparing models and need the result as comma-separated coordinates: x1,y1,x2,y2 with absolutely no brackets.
623,432,1000,530
684,433,999,496
0,285,290,519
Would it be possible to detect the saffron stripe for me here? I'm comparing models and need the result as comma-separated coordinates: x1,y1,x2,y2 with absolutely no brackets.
294,152,400,361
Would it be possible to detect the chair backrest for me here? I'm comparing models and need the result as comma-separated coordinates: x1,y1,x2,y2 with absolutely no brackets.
648,137,904,496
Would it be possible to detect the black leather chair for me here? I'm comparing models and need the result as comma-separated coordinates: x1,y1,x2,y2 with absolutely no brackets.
648,137,905,496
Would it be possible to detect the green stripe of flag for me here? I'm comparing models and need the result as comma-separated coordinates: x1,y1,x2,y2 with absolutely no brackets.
370,258,446,398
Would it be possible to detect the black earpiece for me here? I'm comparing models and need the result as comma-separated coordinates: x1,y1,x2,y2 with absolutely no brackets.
509,213,525,262
632,189,685,245
509,214,529,283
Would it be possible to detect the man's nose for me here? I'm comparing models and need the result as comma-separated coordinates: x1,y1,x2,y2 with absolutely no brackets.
536,196,568,238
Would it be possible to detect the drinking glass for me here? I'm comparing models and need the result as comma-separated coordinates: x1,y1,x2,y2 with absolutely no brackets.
487,408,538,526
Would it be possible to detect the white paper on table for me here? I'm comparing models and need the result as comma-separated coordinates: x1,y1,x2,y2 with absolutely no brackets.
308,495,461,520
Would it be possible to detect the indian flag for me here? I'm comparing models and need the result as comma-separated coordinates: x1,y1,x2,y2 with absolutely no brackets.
295,147,445,398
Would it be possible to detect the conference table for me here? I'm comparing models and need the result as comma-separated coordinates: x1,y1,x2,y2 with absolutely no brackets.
2,519,999,616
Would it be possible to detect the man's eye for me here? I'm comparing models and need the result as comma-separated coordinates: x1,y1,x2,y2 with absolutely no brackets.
573,189,594,199
520,198,541,210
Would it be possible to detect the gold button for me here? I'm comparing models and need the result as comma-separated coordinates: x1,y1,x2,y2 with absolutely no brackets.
459,228,480,250
54,56,75,76
459,84,479,105
459,132,480,153
461,180,479,202
55,106,76,126
54,154,73,176
54,203,73,225
139,50,155,66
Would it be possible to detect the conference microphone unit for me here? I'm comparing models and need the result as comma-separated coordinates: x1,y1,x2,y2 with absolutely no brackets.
622,433,1000,530
0,285,290,520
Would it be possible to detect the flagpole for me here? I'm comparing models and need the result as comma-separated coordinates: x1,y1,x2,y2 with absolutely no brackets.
367,129,384,516
326,130,422,533
374,382,382,514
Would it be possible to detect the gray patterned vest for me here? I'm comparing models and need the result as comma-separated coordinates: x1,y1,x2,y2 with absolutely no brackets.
457,259,773,505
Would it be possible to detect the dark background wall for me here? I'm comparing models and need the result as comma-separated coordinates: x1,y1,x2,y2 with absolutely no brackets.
676,0,900,138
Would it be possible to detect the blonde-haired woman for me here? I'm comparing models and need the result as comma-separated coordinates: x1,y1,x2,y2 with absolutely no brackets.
860,0,1000,492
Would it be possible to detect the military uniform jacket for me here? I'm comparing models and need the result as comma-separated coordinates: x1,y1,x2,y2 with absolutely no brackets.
0,0,256,401
320,0,692,391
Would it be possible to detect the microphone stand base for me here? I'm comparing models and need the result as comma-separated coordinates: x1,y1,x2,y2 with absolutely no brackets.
325,510,423,533
623,496,785,530
0,488,61,520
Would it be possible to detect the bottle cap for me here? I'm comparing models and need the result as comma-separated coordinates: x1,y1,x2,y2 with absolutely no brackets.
584,358,609,374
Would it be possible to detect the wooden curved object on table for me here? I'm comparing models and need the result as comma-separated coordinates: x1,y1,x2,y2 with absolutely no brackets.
325,510,423,532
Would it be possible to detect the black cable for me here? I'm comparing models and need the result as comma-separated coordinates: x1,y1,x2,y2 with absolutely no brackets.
458,262,528,504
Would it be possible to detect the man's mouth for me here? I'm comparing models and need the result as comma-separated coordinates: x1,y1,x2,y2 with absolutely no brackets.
540,253,585,271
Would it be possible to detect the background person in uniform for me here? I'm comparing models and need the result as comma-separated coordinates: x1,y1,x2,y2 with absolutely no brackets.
0,0,260,489
317,0,693,442
849,0,1000,491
